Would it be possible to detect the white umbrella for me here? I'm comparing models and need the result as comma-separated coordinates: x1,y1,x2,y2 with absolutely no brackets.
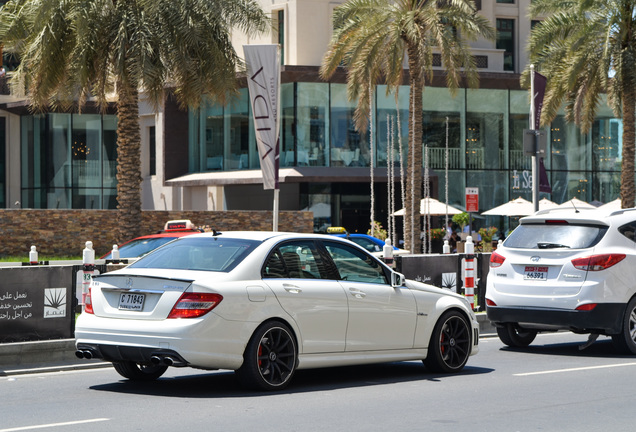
482,197,560,217
302,202,331,218
597,198,621,211
392,197,463,216
482,197,534,216
557,197,596,209
538,197,559,210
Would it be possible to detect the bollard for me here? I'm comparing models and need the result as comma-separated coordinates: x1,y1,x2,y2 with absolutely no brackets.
81,241,95,310
29,245,38,265
464,236,475,310
443,240,450,254
383,238,395,267
111,244,120,261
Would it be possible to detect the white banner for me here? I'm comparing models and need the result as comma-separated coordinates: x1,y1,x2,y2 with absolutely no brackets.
244,45,280,190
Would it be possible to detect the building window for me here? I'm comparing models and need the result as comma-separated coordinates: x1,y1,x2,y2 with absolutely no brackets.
496,18,515,72
149,126,156,176
496,0,514,3
20,113,118,209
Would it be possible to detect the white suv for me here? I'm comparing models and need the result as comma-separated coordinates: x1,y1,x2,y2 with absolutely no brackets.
486,207,636,353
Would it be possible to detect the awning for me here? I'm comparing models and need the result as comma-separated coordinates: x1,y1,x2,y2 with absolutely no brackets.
166,166,433,187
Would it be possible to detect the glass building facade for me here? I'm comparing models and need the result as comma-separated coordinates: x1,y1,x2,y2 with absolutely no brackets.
189,82,622,232
20,113,118,209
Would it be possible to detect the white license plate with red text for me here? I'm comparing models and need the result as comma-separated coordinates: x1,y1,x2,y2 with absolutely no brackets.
524,266,548,281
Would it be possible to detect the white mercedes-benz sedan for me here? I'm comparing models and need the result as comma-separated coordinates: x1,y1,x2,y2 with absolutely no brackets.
75,231,479,391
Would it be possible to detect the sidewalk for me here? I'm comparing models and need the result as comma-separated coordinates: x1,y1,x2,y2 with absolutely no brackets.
0,314,497,376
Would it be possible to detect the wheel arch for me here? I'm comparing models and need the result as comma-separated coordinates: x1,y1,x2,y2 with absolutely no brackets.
414,295,475,349
248,317,301,354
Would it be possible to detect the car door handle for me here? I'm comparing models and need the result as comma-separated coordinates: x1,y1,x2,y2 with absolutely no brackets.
283,284,302,294
349,288,366,298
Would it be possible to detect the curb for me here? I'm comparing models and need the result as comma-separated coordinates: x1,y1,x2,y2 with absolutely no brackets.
0,314,497,376
0,339,107,376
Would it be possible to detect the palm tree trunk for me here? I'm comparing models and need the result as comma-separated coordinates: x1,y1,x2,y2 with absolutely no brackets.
116,80,143,242
406,45,423,253
621,85,636,209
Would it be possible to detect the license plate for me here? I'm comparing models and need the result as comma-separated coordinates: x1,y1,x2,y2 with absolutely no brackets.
119,292,145,311
524,266,548,281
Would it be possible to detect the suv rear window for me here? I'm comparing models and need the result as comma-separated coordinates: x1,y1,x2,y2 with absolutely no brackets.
504,224,608,249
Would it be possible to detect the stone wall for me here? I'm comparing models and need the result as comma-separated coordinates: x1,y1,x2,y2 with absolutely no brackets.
0,210,314,257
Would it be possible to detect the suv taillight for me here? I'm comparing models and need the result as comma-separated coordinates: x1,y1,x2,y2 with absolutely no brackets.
571,254,626,271
490,252,506,268
167,292,223,319
84,287,94,314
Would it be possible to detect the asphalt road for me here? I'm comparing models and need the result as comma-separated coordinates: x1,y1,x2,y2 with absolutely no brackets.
1,332,635,432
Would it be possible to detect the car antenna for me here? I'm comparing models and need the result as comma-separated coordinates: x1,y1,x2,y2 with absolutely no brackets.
572,200,579,213
212,230,222,236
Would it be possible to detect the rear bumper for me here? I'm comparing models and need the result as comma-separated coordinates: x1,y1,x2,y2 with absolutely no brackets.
486,303,625,334
76,343,189,366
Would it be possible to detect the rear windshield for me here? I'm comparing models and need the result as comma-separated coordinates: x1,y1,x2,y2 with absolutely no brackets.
504,223,608,249
128,237,260,272
105,237,177,259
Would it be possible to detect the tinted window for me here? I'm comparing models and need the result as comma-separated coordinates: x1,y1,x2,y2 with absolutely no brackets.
618,221,636,242
129,237,259,272
504,224,608,249
323,241,388,284
263,241,325,279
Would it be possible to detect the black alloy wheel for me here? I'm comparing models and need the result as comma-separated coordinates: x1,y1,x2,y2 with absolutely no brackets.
236,321,297,391
424,310,471,373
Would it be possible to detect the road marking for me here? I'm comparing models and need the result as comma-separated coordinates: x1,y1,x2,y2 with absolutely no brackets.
515,362,636,377
0,418,109,432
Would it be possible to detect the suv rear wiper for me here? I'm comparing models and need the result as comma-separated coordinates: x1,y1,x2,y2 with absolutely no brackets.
537,242,570,249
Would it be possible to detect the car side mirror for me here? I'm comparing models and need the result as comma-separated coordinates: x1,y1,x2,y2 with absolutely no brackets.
391,271,405,287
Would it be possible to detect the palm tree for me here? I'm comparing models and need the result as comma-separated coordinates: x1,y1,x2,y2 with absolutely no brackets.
320,0,494,253
0,0,268,241
526,0,636,208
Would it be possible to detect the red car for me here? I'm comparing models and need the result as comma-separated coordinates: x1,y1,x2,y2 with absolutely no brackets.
101,220,202,259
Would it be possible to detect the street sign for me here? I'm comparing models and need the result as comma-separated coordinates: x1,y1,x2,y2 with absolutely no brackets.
523,129,547,156
466,187,479,212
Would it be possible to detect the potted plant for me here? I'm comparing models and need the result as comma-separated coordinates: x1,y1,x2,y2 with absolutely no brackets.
478,226,498,252
425,228,446,253
452,212,470,240
368,221,388,240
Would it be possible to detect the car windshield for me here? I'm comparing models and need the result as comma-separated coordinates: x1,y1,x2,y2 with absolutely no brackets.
504,223,608,249
105,237,179,259
128,237,260,272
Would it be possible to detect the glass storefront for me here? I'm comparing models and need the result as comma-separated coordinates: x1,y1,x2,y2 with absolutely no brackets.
20,113,118,209
188,82,625,233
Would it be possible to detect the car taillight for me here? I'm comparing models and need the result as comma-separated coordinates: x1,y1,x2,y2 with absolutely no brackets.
167,292,223,319
84,287,94,314
486,299,497,307
490,252,506,268
576,303,597,311
571,254,626,271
